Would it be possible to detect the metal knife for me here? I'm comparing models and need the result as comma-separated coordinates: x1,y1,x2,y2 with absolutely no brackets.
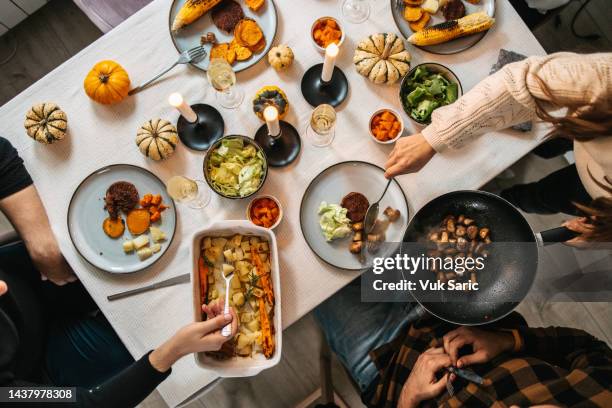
107,273,190,301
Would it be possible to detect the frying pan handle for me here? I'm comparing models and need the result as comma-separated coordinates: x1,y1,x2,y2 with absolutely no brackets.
538,226,579,245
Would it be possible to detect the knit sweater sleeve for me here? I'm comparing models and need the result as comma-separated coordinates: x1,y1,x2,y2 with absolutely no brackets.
421,52,612,151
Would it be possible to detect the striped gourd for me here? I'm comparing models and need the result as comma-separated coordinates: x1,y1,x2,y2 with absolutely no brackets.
408,12,495,46
172,0,223,32
24,103,67,144
136,119,179,161
353,33,411,85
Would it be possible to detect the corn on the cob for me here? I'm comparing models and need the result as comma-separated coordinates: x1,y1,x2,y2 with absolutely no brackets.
408,12,495,46
172,0,223,32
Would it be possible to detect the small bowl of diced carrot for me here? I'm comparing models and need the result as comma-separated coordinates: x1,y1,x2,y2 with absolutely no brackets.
311,17,345,52
246,195,283,229
369,109,404,144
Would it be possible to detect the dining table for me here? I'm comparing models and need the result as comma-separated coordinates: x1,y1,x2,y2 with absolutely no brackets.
0,0,547,406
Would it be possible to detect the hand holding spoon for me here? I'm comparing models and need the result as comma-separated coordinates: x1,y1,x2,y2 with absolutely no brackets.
221,271,234,337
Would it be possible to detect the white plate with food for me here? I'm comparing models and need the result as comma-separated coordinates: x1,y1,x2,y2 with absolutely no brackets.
300,161,409,271
391,0,495,55
169,0,277,72
67,164,177,274
191,220,281,377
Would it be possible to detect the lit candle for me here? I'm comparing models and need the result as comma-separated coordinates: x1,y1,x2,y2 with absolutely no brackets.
321,43,339,83
264,106,280,137
168,93,197,123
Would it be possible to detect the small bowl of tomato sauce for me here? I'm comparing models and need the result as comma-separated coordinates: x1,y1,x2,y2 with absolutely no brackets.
246,195,283,229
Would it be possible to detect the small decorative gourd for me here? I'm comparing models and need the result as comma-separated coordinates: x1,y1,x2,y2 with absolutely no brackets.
267,44,294,71
24,103,67,144
353,33,411,85
84,60,131,105
136,119,178,161
253,86,289,120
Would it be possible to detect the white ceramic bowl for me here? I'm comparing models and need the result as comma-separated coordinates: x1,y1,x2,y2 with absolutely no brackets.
310,16,345,53
190,220,282,377
368,108,404,145
246,195,283,229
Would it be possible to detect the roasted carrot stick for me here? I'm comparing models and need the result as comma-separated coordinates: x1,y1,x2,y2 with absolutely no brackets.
251,248,274,305
198,256,208,306
259,297,274,358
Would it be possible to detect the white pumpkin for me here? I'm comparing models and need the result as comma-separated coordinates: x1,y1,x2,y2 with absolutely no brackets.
353,33,411,85
136,119,178,161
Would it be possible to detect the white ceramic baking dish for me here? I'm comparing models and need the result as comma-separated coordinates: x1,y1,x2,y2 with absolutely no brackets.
190,220,282,377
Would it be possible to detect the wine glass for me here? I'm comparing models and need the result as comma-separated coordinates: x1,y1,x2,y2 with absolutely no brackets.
306,104,336,147
207,58,244,109
166,176,211,209
341,0,370,24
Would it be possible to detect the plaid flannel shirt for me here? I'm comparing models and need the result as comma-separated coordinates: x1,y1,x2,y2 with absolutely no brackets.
368,314,612,407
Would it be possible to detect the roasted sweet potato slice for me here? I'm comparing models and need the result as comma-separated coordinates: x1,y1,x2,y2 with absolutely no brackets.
409,11,430,32
404,6,423,22
103,217,125,238
235,18,263,47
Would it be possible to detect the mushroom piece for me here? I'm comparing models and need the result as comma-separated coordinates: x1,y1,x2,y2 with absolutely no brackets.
446,217,456,233
352,222,364,232
200,32,217,44
349,241,363,254
353,231,363,242
383,207,401,222
466,225,478,240
479,227,490,240
455,225,466,237
456,236,468,252
463,218,475,226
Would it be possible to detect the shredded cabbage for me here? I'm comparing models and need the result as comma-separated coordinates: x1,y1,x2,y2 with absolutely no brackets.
207,138,265,197
318,202,352,241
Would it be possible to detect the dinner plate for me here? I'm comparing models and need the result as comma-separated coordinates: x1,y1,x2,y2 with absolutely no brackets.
300,161,409,271
168,0,277,72
67,164,177,274
391,0,495,55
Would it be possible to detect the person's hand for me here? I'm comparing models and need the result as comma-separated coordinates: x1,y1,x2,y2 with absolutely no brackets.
443,326,514,368
29,238,77,286
398,347,453,408
562,217,594,247
0,280,7,296
385,133,436,179
149,301,238,372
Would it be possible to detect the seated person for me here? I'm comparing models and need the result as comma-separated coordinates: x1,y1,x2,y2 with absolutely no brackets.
315,282,612,407
0,136,237,406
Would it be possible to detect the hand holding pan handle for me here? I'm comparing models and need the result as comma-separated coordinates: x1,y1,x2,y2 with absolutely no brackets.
538,226,579,245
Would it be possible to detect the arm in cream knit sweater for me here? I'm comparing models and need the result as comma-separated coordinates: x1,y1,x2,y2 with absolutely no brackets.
385,52,612,178
422,52,612,151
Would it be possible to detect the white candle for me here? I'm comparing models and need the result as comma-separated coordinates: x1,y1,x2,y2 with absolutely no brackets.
264,106,281,137
168,92,197,123
321,43,339,83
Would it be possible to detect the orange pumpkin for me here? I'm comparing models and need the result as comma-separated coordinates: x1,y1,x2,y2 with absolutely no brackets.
84,60,130,105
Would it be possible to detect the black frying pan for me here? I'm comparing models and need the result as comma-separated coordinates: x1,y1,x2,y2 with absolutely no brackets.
402,190,577,325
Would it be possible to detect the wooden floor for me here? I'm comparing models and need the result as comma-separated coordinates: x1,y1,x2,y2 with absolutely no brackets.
1,1,611,408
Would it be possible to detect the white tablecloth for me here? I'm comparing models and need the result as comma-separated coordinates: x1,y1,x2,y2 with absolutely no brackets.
0,0,545,406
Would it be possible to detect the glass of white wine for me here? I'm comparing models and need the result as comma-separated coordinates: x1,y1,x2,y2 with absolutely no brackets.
207,58,244,109
306,104,336,147
166,176,211,209
341,0,370,24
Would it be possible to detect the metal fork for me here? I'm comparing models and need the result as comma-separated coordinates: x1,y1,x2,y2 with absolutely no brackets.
128,45,208,95
221,271,235,337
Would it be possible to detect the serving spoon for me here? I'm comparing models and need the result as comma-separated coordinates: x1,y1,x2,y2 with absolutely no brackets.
364,178,393,234
221,271,234,337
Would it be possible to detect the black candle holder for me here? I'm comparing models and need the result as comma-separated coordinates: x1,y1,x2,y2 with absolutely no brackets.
254,120,301,167
300,63,349,108
176,104,225,151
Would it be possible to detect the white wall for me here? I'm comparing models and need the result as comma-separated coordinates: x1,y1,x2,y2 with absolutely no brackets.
0,0,49,35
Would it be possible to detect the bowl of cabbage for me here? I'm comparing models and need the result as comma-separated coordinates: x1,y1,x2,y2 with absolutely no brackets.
203,135,268,199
